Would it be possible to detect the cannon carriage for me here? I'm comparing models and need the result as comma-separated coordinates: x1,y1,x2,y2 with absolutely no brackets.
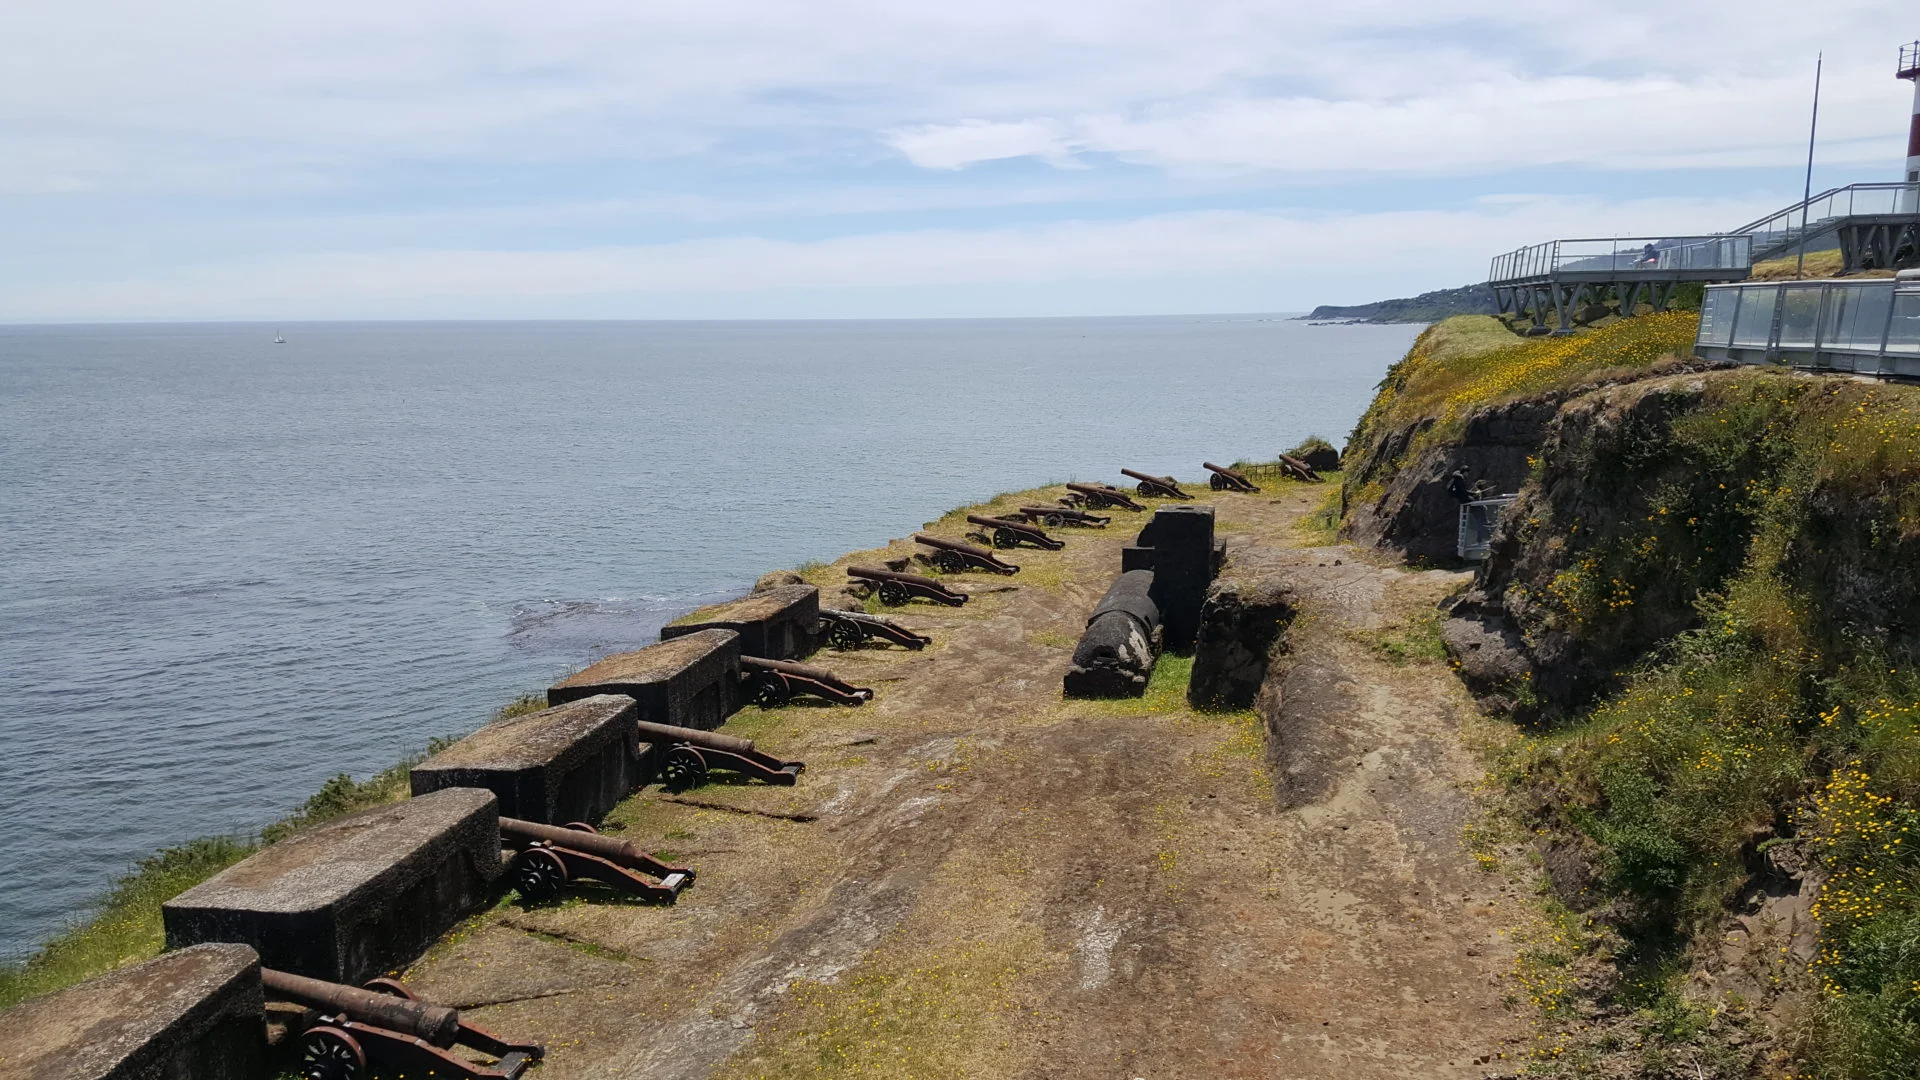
635,718,805,791
500,817,692,904
964,513,1063,550
741,655,874,707
1202,461,1261,493
1016,504,1109,529
913,532,1020,574
847,565,969,606
1120,469,1194,500
1063,482,1146,512
816,607,932,650
263,967,543,1080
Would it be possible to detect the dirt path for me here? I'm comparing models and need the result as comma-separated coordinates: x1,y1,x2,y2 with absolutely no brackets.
404,483,1532,1078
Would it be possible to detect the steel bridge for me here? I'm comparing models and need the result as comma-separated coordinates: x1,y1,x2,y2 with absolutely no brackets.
1488,236,1752,333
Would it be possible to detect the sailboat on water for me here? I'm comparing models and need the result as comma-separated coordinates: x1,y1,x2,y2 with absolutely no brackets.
273,331,286,344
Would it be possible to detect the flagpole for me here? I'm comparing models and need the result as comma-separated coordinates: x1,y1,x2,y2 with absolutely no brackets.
1797,53,1823,279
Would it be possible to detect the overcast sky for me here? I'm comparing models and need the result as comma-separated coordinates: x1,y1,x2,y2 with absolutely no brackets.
2,1,1915,320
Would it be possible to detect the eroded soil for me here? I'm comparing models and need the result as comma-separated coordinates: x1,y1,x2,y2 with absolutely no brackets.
404,483,1534,1078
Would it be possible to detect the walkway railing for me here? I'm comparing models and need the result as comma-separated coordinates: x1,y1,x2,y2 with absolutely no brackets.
1732,183,1920,258
1694,274,1920,377
1489,236,1751,285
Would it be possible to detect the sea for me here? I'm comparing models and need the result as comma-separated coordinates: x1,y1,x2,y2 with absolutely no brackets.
0,315,1421,962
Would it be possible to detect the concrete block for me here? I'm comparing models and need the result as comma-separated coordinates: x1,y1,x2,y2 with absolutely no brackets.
547,628,740,731
1133,505,1217,650
0,943,265,1080
162,789,502,984
661,585,818,660
410,694,642,824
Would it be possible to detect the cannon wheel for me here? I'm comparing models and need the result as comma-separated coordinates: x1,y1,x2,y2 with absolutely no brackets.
1135,481,1158,496
660,744,709,792
1043,512,1065,528
1209,473,1230,491
301,1026,367,1080
512,847,570,902
932,551,965,573
991,528,1022,549
827,619,865,650
360,977,416,1000
877,581,909,606
754,673,793,708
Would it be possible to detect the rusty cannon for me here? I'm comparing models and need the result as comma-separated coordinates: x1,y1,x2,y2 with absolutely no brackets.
1119,468,1194,500
1063,482,1146,512
965,513,1064,550
636,719,803,791
816,607,931,651
847,565,969,607
913,532,1020,575
1278,453,1323,482
1202,461,1261,493
741,655,874,707
1016,504,1109,529
499,817,693,904
262,967,543,1080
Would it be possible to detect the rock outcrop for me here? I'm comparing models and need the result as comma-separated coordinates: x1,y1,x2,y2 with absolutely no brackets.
1189,577,1294,710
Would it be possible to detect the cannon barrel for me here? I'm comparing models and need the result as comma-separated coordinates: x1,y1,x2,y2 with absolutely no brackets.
1020,505,1105,521
499,817,663,871
966,513,1035,531
261,969,461,1047
1066,482,1124,495
634,719,755,755
913,533,992,557
1120,468,1176,486
848,566,941,585
1202,462,1246,480
741,655,844,681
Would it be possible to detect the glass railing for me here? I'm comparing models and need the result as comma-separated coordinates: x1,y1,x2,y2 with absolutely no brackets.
1696,277,1920,374
1489,236,1751,284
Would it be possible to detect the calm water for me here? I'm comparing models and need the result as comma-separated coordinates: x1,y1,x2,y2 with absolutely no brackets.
0,316,1419,961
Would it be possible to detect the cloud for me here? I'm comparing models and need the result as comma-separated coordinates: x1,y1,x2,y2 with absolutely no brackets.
1,192,1791,320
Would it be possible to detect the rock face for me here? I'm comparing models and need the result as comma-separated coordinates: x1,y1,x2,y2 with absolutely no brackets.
662,585,819,661
1189,577,1295,710
0,943,265,1080
1295,446,1340,473
162,788,502,984
1341,395,1563,564
1064,570,1161,698
409,694,645,824
752,571,805,593
548,628,741,730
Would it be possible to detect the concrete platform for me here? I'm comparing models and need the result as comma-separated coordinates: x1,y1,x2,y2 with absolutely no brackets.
162,789,502,984
0,943,265,1080
661,585,819,660
547,628,740,731
410,694,643,825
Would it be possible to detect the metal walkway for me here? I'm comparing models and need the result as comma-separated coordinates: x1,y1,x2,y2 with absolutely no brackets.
1488,236,1751,333
1732,183,1920,270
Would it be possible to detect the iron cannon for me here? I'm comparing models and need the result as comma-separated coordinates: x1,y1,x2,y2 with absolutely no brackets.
1016,504,1110,528
1120,468,1194,500
848,565,969,606
913,532,1020,574
1063,482,1146,512
816,607,932,650
499,817,693,903
1202,461,1261,493
964,513,1064,550
262,967,543,1080
636,719,804,790
741,655,874,707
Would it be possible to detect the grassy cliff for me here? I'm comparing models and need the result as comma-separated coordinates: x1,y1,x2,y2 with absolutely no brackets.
1345,315,1920,1077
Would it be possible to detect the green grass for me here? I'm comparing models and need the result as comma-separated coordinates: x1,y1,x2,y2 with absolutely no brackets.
1351,610,1448,666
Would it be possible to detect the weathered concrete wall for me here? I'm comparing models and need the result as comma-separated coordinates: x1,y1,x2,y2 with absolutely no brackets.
1128,505,1217,650
1189,576,1295,710
410,694,643,824
163,789,502,984
661,585,819,661
0,943,265,1080
548,628,741,731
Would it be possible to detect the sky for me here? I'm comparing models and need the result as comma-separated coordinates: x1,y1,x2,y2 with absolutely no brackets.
1,0,1916,321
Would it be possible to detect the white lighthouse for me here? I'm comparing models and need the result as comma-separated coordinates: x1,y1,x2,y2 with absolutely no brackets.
1902,42,1920,210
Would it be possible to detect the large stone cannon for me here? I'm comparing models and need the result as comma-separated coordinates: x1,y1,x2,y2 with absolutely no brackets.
1063,569,1163,698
